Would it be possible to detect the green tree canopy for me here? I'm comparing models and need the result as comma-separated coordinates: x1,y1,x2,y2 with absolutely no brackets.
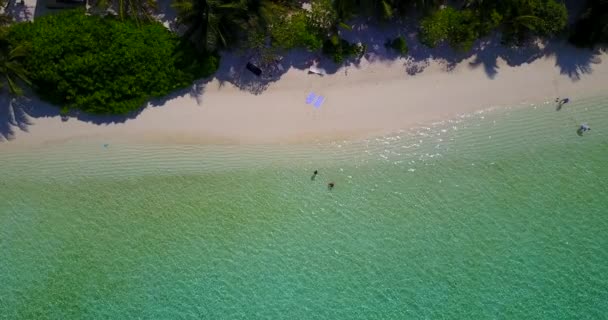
172,0,250,52
420,0,568,49
270,10,323,50
420,7,480,51
7,9,217,114
467,0,568,44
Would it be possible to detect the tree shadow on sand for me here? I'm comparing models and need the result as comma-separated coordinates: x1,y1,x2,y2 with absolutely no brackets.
336,17,603,81
543,41,604,80
468,37,604,80
467,36,546,79
213,52,280,95
211,48,368,95
0,95,32,141
0,78,210,142
332,18,545,78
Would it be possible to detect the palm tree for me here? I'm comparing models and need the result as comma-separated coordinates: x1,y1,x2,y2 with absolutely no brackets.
95,0,158,21
172,0,247,52
335,0,440,20
0,43,31,96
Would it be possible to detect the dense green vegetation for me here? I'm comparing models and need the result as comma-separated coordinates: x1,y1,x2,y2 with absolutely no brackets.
420,7,480,51
4,9,217,114
171,0,251,53
0,0,605,115
420,0,568,49
165,0,594,57
271,10,324,50
475,0,568,44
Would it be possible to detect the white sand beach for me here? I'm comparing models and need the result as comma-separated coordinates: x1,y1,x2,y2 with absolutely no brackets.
1,36,607,146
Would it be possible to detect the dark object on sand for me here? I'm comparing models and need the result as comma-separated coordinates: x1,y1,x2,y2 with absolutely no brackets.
556,97,570,111
246,62,262,77
311,170,318,181
577,123,591,136
328,182,335,190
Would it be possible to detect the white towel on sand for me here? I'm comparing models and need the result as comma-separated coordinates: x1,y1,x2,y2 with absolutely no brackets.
309,66,326,75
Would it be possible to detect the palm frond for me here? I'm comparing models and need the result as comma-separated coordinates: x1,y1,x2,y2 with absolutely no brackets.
6,61,31,86
6,74,23,96
515,15,543,31
1,43,31,95
338,21,352,31
211,24,227,48
381,0,393,19
8,45,28,59
218,2,244,10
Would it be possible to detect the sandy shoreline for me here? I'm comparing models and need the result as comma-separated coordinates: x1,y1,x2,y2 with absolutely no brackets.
1,41,607,148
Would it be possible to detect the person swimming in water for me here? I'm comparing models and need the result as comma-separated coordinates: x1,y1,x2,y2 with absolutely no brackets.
311,170,318,180
577,123,591,136
328,182,335,190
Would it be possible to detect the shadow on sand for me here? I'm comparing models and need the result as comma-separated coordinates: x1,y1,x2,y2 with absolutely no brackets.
1,16,604,142
0,78,213,141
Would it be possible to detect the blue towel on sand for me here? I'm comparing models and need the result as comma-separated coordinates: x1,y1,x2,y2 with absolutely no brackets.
306,92,316,104
314,96,325,108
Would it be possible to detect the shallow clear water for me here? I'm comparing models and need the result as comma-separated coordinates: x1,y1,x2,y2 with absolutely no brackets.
1,96,607,319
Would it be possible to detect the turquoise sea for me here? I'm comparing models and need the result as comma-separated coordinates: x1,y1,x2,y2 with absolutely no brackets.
1,96,607,319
